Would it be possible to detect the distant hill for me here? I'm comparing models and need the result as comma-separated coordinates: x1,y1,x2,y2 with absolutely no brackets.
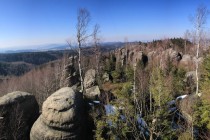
0,61,33,76
1,42,125,53
0,42,125,77
0,51,63,65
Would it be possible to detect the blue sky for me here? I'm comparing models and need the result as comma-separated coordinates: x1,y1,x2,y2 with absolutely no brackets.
0,0,210,49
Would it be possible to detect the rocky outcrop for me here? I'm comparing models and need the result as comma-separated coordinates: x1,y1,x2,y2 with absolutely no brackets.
84,69,101,99
179,54,193,68
0,91,39,140
30,87,84,140
115,46,146,66
60,56,79,87
179,54,203,70
85,86,100,99
84,69,96,89
128,51,144,64
146,48,182,71
114,45,185,69
152,48,182,62
165,48,182,61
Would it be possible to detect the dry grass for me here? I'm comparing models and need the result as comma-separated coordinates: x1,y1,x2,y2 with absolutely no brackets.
102,82,130,93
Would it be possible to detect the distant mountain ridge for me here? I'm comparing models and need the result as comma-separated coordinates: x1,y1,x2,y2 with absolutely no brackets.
1,42,125,54
0,42,125,76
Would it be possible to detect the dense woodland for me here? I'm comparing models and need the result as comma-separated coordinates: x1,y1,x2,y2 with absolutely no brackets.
0,51,63,77
0,45,120,77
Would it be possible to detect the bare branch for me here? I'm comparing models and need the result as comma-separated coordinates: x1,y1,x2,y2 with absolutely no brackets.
66,40,78,54
76,8,91,92
93,24,101,75
77,8,91,47
193,5,209,95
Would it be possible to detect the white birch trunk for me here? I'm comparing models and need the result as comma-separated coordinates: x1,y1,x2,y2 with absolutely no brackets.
78,45,84,92
195,28,200,95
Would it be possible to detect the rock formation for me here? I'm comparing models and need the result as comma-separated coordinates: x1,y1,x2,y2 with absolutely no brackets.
179,54,193,69
115,46,145,67
84,69,101,99
84,69,96,89
60,56,78,87
114,45,183,69
85,86,101,99
165,48,182,61
0,91,39,140
30,87,84,140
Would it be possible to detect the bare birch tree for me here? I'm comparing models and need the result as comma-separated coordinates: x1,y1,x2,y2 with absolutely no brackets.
77,8,91,92
191,5,209,96
124,38,129,72
189,5,209,139
93,24,100,75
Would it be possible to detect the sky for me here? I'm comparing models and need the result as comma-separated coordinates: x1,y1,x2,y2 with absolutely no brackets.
0,0,210,49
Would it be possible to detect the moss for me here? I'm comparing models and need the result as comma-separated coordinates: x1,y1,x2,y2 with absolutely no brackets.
178,132,192,140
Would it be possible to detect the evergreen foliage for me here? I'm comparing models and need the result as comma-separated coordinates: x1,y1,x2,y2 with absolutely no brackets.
171,68,186,97
148,66,176,139
194,55,210,134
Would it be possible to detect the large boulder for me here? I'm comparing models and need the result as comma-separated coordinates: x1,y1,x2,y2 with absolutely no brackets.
85,86,101,99
179,54,193,69
30,87,84,140
84,69,96,89
0,91,39,140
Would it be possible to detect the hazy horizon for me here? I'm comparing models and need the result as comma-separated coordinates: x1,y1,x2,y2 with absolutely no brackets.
0,0,210,49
